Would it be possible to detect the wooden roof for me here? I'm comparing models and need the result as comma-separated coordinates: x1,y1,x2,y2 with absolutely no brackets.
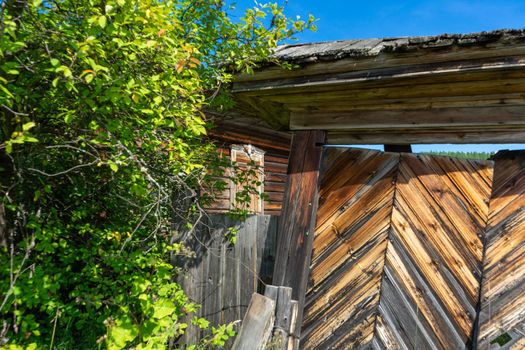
230,29,525,144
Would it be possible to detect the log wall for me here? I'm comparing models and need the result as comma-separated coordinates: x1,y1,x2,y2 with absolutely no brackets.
207,122,291,216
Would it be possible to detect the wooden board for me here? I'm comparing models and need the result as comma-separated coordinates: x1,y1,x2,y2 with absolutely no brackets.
301,148,494,349
302,148,399,349
476,151,525,349
379,154,493,349
231,293,276,350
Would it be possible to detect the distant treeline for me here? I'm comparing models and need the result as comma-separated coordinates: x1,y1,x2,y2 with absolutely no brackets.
421,151,493,160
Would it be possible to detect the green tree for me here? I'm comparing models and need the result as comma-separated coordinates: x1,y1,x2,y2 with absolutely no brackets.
0,0,314,348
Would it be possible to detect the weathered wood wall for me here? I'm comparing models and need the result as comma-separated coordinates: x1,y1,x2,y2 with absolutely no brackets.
180,147,525,349
178,214,279,346
302,148,495,349
476,151,525,349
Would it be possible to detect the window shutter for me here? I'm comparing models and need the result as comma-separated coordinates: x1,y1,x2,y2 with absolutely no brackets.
230,144,265,214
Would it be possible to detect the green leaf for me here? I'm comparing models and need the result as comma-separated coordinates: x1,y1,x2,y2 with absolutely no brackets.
152,298,176,319
56,66,72,78
50,58,59,67
85,74,94,83
22,122,36,131
108,317,139,348
98,15,107,28
109,163,119,172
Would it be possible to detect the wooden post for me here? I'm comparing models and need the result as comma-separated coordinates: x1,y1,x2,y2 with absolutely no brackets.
272,130,326,340
231,293,276,350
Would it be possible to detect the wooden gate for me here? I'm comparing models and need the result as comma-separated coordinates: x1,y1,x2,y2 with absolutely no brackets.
301,148,525,349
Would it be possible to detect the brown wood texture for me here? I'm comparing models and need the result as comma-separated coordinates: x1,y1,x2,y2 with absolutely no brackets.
476,151,525,350
301,148,494,350
302,148,400,349
380,154,493,350
272,130,326,336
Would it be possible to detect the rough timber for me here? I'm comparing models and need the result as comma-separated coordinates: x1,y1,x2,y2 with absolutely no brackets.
230,29,525,144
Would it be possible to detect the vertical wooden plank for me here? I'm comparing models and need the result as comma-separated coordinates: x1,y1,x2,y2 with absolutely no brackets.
274,287,293,349
272,130,326,335
203,217,223,329
259,216,278,293
176,217,210,345
238,215,258,316
222,218,240,326
288,301,299,350
232,293,276,350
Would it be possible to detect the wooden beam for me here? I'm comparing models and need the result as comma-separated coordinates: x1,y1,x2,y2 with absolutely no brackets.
290,106,525,131
233,56,525,93
272,130,326,338
327,129,525,145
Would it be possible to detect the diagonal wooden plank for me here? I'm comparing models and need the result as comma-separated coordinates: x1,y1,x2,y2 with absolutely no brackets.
301,149,495,350
301,148,399,350
375,153,493,350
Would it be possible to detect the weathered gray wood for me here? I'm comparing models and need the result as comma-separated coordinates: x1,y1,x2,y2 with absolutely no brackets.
275,287,293,330
272,287,293,350
234,30,525,80
232,293,276,350
287,301,299,350
259,216,278,291
264,285,279,302
177,215,279,348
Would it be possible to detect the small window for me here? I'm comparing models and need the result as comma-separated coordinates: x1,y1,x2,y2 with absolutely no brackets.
230,144,265,214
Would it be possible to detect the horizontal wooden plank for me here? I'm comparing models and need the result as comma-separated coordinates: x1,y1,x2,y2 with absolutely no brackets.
266,162,288,174
260,77,525,104
327,128,525,144
265,192,284,202
286,93,525,112
234,58,525,93
264,182,286,193
266,172,288,183
290,106,525,131
266,154,289,164
234,43,525,84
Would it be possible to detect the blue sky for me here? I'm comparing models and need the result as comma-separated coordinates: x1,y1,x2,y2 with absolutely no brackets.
279,1,525,43
232,1,525,153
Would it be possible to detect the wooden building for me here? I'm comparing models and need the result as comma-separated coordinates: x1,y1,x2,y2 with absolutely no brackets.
187,29,525,350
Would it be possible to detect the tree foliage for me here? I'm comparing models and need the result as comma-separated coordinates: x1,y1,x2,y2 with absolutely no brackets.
0,0,314,348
